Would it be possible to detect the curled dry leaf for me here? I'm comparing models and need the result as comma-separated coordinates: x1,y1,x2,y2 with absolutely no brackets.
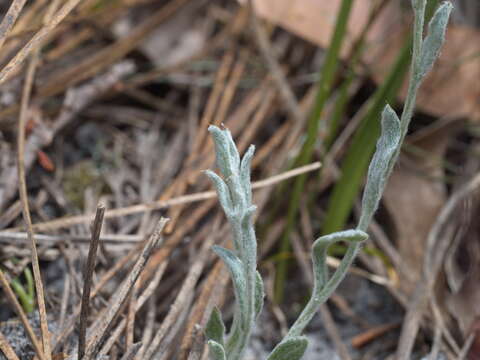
442,191,480,357
382,120,461,288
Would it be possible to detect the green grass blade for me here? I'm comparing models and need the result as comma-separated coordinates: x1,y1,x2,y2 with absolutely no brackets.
322,0,440,235
322,41,411,235
274,0,356,304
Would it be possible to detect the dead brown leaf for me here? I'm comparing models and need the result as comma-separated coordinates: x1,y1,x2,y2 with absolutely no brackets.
368,24,480,122
382,120,461,288
242,0,480,121
442,193,480,357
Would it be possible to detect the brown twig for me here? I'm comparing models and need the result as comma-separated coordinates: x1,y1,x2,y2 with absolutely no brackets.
119,343,142,360
430,297,460,355
0,0,83,84
97,261,169,357
9,162,320,233
142,219,219,360
16,27,52,360
52,241,148,352
351,322,400,348
137,296,156,359
192,51,234,154
58,274,70,332
177,261,224,360
236,88,276,152
0,232,144,245
0,270,46,360
125,291,136,354
212,56,246,127
78,204,105,360
319,305,352,360
154,299,194,360
0,330,20,360
249,0,304,124
0,0,27,51
458,333,475,360
82,218,168,359
396,172,480,359
186,326,207,360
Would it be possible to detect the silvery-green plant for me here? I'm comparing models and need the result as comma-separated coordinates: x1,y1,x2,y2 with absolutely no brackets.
204,126,263,360
205,1,451,359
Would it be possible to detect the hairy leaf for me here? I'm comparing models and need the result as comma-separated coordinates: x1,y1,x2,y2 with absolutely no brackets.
205,170,234,217
266,337,308,360
419,2,453,79
358,104,401,230
212,246,248,325
208,340,227,360
206,307,226,346
254,271,265,319
208,126,240,179
240,145,255,205
312,229,368,288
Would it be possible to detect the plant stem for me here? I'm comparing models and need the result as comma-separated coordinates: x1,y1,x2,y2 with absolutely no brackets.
275,0,355,303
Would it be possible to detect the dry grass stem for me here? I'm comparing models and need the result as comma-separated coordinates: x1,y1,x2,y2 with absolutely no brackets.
0,0,27,51
458,333,475,359
397,172,480,359
97,261,168,357
137,297,156,359
142,221,218,359
58,274,71,333
211,57,246,127
0,270,46,360
0,0,82,84
0,232,144,245
178,262,224,360
194,52,234,153
351,322,401,348
7,161,320,232
16,34,52,360
82,218,168,359
250,0,304,124
119,343,142,360
125,292,136,353
78,204,105,360
0,330,21,360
